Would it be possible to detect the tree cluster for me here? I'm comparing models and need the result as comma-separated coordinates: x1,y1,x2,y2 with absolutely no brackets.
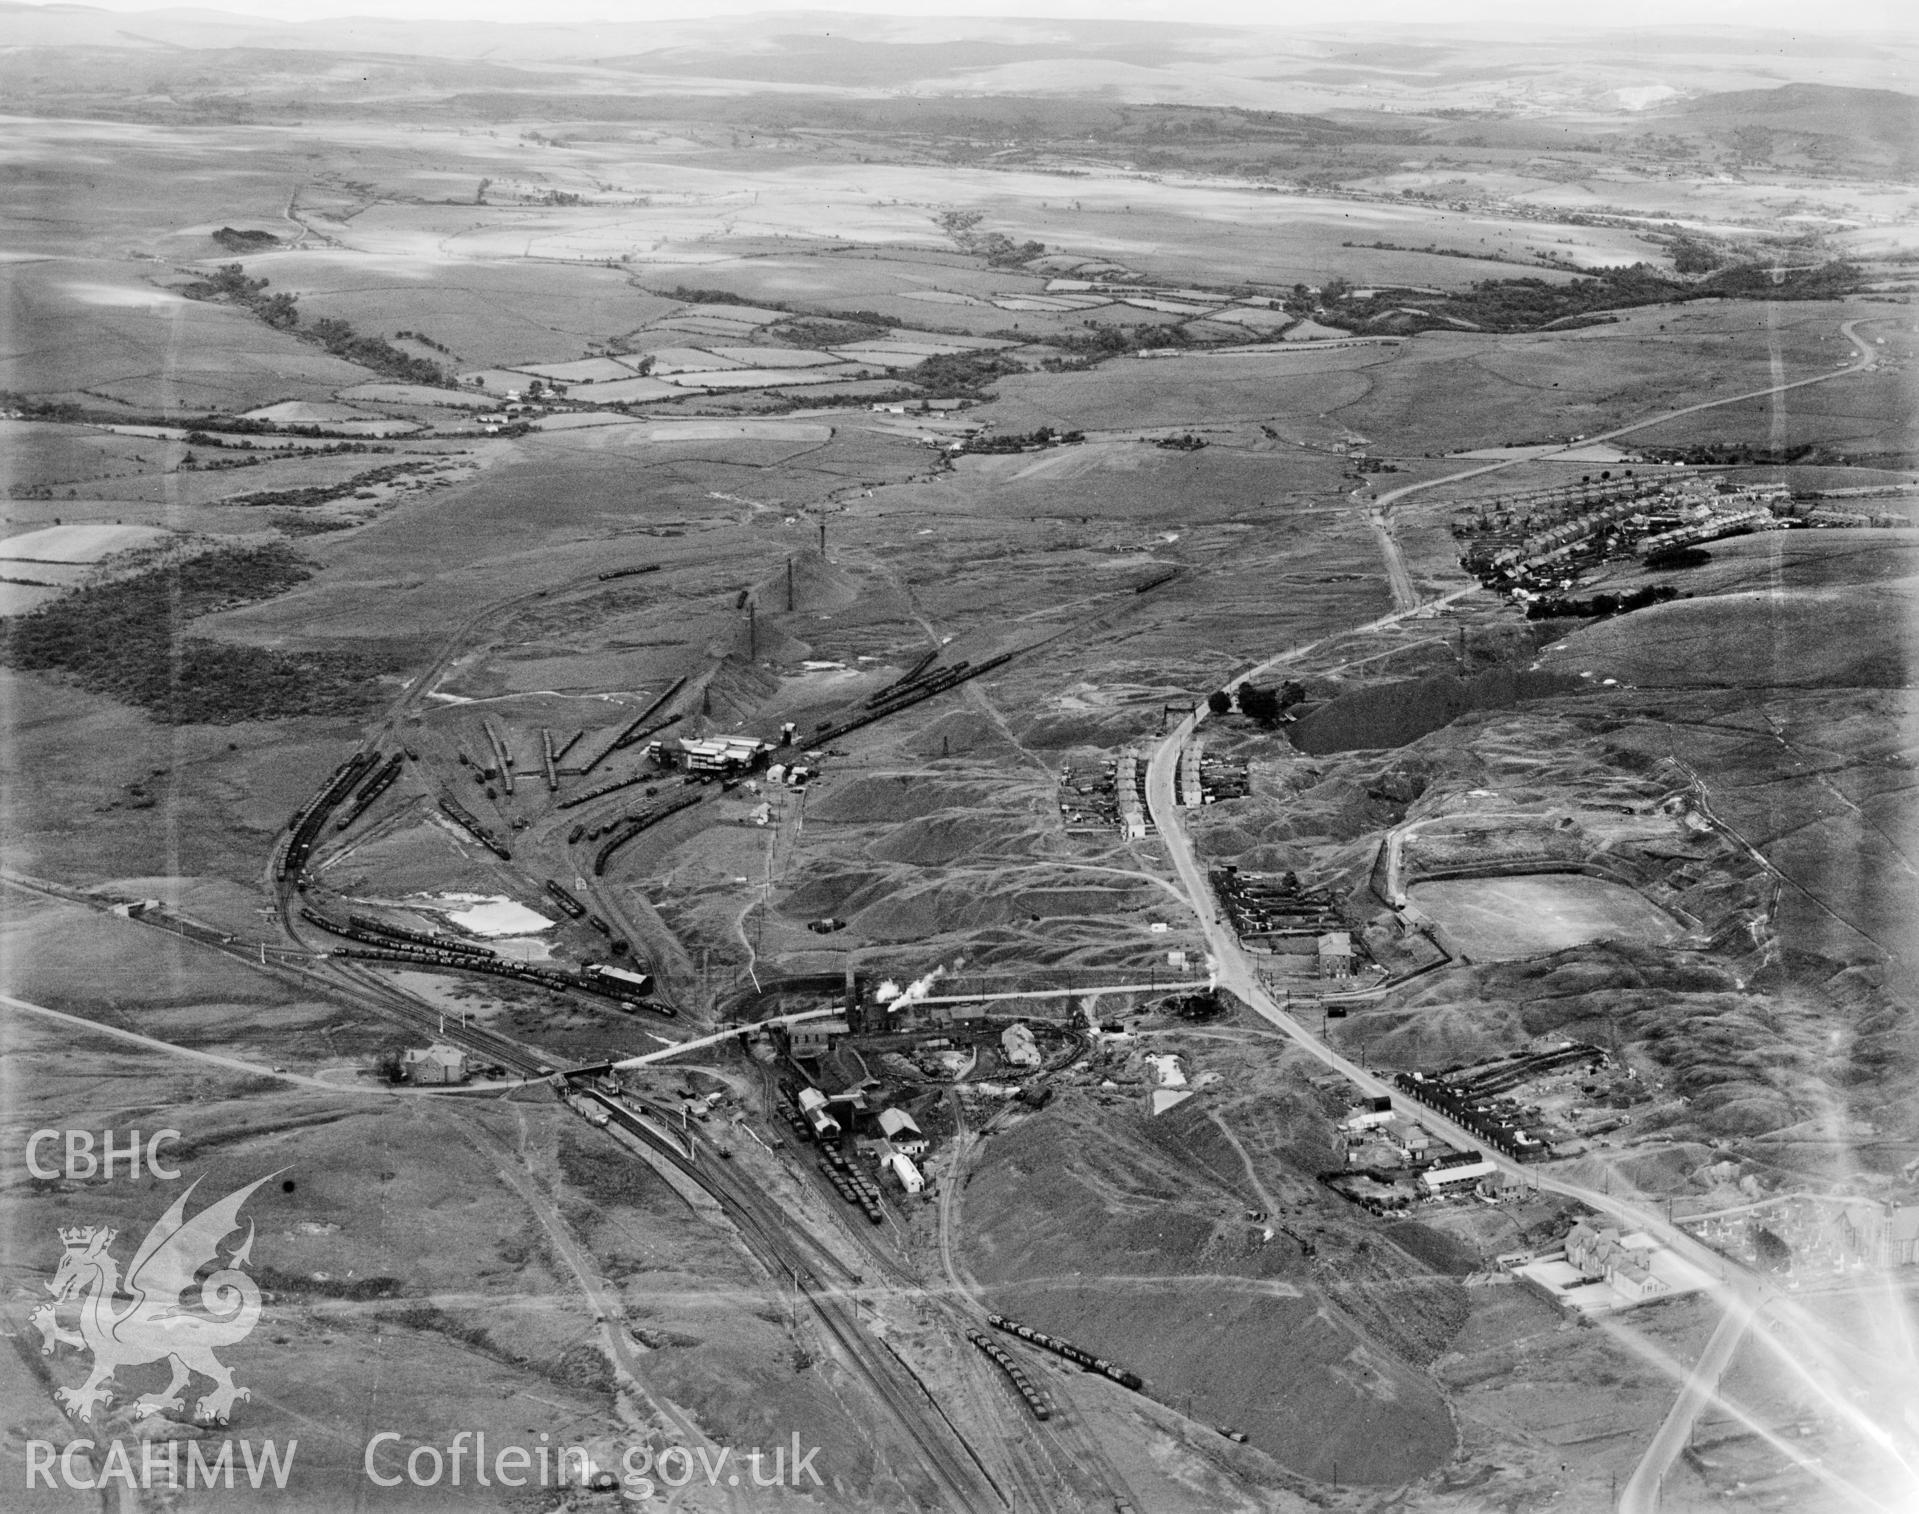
306,317,449,387
956,425,1084,455
1524,583,1679,620
0,545,395,724
1232,680,1306,723
909,349,1023,398
178,265,452,385
211,227,281,252
931,210,1044,266
227,461,436,511
1329,259,1862,336
1052,321,1192,356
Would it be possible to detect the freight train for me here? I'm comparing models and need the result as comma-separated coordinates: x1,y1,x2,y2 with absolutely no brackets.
592,791,702,876
986,1314,1144,1392
306,911,675,1016
281,749,383,879
578,676,688,776
327,942,677,1017
816,1146,884,1225
814,649,1017,747
437,796,512,859
965,1329,1052,1420
544,879,588,918
862,658,965,709
557,772,650,810
864,647,939,704
335,753,404,830
345,912,495,958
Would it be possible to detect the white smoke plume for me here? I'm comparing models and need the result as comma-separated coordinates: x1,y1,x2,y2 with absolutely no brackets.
878,966,944,1011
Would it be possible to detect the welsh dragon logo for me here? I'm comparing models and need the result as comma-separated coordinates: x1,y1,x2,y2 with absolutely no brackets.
32,1173,278,1425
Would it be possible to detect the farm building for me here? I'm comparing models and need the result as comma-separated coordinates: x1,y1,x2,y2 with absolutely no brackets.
877,1107,927,1155
402,1043,469,1086
1001,1023,1041,1068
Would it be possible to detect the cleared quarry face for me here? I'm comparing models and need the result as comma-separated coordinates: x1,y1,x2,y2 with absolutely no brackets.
1408,874,1683,959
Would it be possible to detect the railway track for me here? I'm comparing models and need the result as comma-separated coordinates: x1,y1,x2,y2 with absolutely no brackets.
584,1090,1006,1513
10,884,1088,1509
2,868,560,1082
742,1074,1126,1513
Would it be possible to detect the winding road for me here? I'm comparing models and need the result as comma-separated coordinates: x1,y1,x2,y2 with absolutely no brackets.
1617,1300,1754,1514
1145,313,1887,1512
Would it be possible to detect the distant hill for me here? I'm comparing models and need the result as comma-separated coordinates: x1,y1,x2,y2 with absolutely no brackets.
1669,82,1919,152
0,6,1912,110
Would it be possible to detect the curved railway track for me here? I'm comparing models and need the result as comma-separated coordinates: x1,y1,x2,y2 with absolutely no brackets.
585,1090,1006,1513
241,516,1242,1509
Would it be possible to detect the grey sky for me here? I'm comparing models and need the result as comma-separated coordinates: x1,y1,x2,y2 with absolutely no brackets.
7,0,1912,33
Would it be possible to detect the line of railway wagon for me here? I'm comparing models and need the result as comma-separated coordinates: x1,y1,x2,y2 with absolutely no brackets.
986,1314,1144,1392
812,649,1018,747
299,909,677,1018
544,879,588,918
334,753,404,830
557,771,652,810
281,749,383,879
817,1146,885,1226
345,912,493,957
437,795,513,859
592,791,703,876
964,1329,1053,1420
578,676,687,776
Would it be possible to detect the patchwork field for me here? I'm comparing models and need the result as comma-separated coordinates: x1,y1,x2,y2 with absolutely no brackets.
4,15,1919,1514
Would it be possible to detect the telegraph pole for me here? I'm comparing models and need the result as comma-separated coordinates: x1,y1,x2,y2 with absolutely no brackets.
786,555,795,612
748,601,757,660
818,517,826,554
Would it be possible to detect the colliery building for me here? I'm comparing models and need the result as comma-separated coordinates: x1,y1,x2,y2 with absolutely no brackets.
649,735,772,774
